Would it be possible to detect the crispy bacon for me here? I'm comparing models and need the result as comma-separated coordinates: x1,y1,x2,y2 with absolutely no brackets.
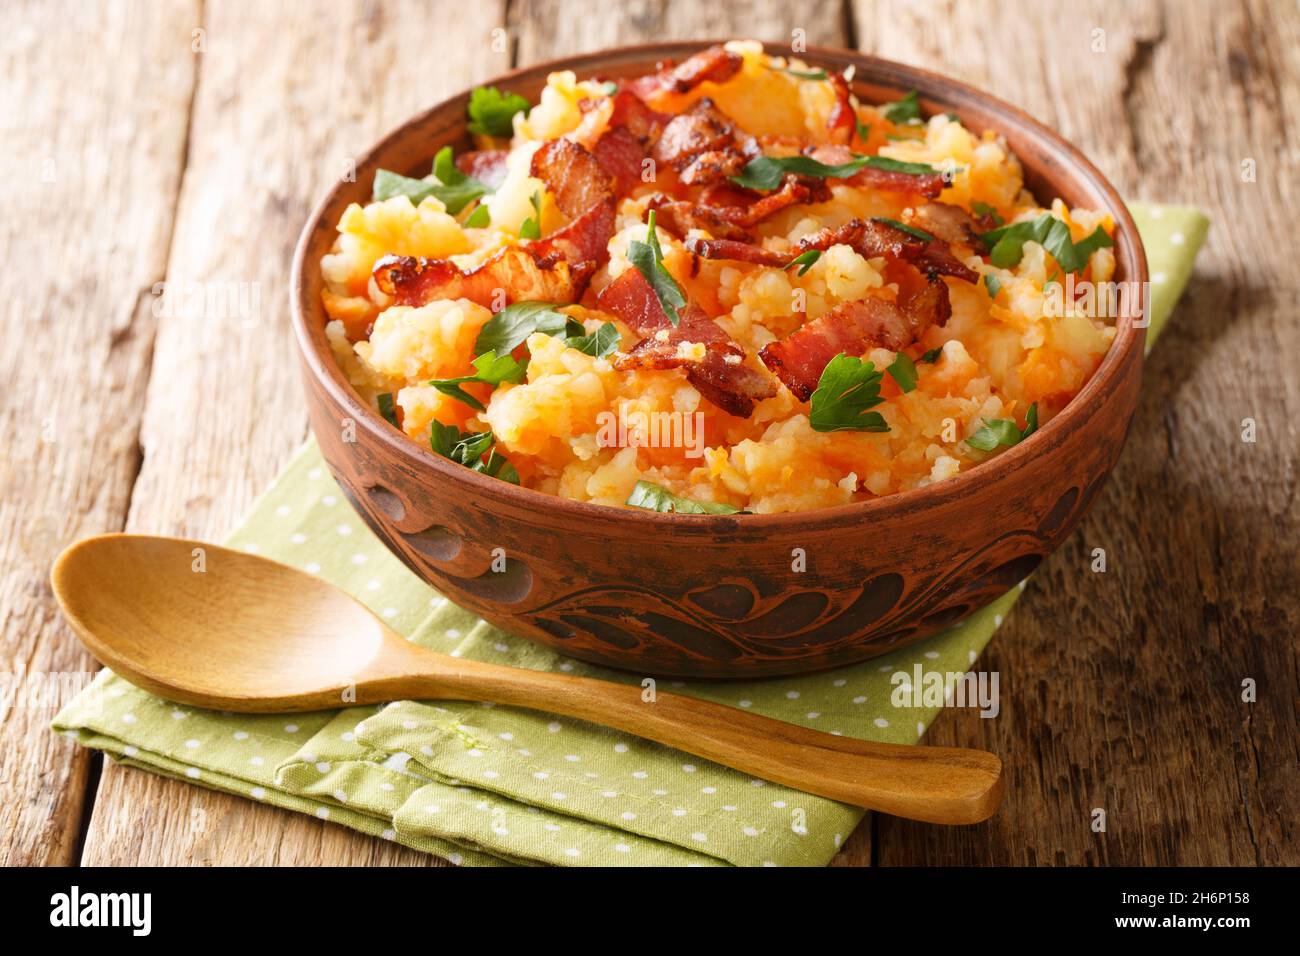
683,236,790,267
697,176,817,227
530,138,616,217
792,216,978,283
648,197,755,242
597,268,775,417
759,275,952,401
678,149,747,186
827,73,856,145
592,125,646,192
807,144,947,199
904,202,988,251
374,249,586,309
530,199,616,270
454,150,509,190
608,90,670,143
626,45,743,102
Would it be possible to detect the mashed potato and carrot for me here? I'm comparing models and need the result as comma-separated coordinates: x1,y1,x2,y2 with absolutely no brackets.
321,41,1117,514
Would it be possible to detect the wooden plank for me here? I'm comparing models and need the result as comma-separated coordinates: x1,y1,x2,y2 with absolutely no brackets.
0,0,198,866
80,0,509,866
510,0,848,62
853,0,1299,865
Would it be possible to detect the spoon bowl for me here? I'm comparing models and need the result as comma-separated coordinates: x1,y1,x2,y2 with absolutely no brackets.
52,533,1005,824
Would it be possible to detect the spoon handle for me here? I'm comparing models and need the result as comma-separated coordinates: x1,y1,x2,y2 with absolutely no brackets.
393,655,1003,824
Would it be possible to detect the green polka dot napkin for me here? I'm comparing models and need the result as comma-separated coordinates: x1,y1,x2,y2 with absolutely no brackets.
53,202,1206,866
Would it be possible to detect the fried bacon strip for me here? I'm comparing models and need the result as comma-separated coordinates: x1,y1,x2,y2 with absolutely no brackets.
647,197,756,242
903,202,988,251
597,268,775,417
530,138,616,217
826,73,856,145
759,275,952,401
679,212,979,284
683,236,790,267
650,98,758,187
807,144,947,199
374,249,586,309
373,197,617,308
626,45,743,102
454,150,509,190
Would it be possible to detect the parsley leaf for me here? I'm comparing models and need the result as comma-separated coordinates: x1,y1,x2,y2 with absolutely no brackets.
463,203,490,228
519,190,542,239
984,273,1002,299
372,145,488,214
377,392,399,427
971,201,1004,227
627,210,687,326
430,423,519,484
855,119,871,141
881,90,922,124
466,86,531,138
626,480,742,515
429,350,529,412
564,321,621,358
861,155,941,176
872,216,935,242
474,301,574,356
730,154,870,191
918,347,943,364
966,402,1040,451
786,249,821,276
886,352,918,392
772,64,828,80
809,354,889,433
979,213,1113,273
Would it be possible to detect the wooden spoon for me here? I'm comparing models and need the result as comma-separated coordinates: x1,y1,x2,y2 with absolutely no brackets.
51,533,1003,824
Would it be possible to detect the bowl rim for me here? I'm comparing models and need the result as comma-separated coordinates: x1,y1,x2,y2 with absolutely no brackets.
291,39,1148,532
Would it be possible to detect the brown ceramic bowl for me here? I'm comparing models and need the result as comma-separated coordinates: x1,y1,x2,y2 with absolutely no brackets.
290,42,1146,679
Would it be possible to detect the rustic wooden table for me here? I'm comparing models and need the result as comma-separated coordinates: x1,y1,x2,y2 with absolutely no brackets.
3,0,1295,867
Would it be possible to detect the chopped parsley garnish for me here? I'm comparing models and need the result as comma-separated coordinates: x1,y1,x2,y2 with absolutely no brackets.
430,423,520,484
628,210,687,326
372,146,488,214
984,273,1002,299
474,301,577,356
772,64,829,81
971,201,1004,226
860,155,941,176
966,403,1040,452
918,347,943,364
466,86,531,138
855,119,871,141
626,480,742,515
600,80,619,96
729,154,870,191
786,249,821,276
429,351,529,412
885,352,918,393
463,203,490,228
979,213,1113,273
872,216,935,242
564,321,621,358
808,354,889,433
519,190,542,239
881,90,922,124
376,392,399,427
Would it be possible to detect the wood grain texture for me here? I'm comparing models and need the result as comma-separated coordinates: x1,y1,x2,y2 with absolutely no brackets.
852,0,1299,866
6,0,1292,867
80,0,510,867
0,0,199,866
